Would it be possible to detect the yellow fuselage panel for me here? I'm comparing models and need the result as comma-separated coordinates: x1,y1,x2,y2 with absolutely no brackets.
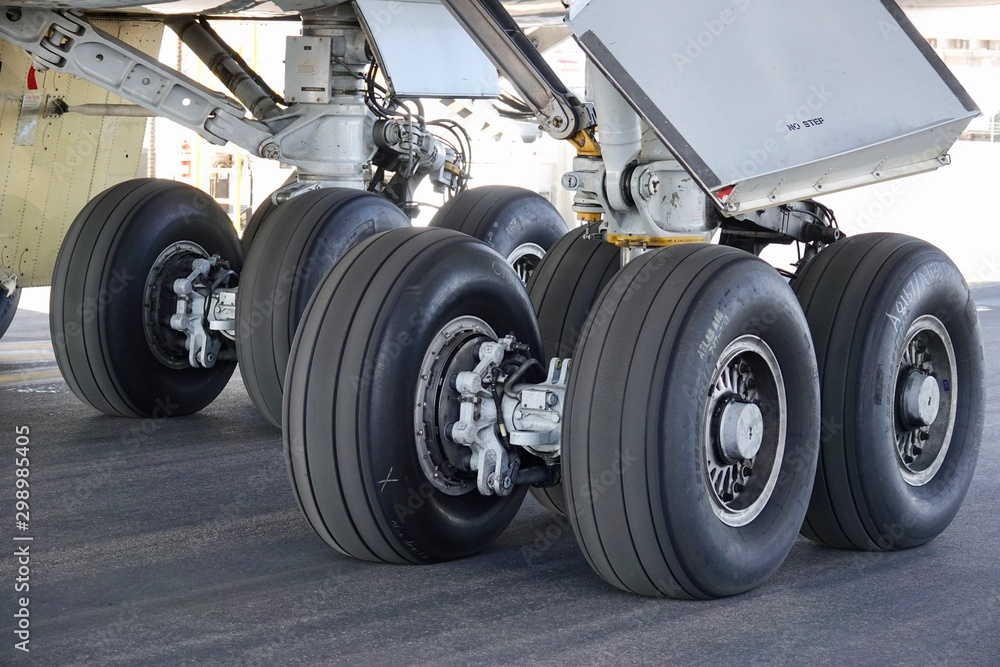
0,21,163,288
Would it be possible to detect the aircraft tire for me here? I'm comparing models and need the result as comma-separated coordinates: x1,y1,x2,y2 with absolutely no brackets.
241,193,280,254
236,188,410,427
563,244,820,598
792,233,984,550
525,226,620,516
51,179,243,417
241,173,297,253
430,186,567,284
0,286,20,340
283,228,541,562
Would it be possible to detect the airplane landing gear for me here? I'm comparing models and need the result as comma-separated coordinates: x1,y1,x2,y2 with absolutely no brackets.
284,228,542,562
236,188,410,427
51,179,243,417
430,186,568,285
561,244,820,598
793,233,984,550
525,226,620,516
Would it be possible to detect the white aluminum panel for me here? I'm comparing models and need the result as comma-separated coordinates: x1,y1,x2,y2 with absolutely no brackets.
356,0,500,99
570,0,980,212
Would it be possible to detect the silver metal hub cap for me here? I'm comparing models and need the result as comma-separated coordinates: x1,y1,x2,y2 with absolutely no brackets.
704,335,787,527
901,371,941,428
413,316,497,496
893,315,957,487
506,243,546,285
719,400,765,462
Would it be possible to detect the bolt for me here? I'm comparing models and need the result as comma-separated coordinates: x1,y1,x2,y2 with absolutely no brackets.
562,173,583,190
638,172,661,200
260,142,280,160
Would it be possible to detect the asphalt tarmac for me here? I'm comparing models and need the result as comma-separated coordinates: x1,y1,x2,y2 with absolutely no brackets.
1,286,998,666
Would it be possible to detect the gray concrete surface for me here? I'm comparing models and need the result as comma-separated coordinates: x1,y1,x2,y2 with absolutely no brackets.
0,286,998,666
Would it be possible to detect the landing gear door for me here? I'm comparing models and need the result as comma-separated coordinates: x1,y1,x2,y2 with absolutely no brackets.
568,0,980,214
355,0,500,99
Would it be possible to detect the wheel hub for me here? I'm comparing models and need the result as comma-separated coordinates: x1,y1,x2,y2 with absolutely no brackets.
143,241,210,370
704,335,787,527
900,370,941,429
717,399,764,463
414,317,497,496
893,315,957,487
507,243,546,285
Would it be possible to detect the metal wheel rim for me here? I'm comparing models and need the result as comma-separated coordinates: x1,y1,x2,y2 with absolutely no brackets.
892,315,957,487
506,243,546,285
413,316,497,496
143,241,209,370
703,335,787,527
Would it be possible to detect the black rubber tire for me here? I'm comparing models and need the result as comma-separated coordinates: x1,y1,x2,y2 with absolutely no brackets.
429,186,567,282
241,195,280,254
284,227,542,563
241,173,297,253
236,189,410,427
0,287,20,340
792,233,984,551
51,179,243,418
564,244,821,598
525,226,620,515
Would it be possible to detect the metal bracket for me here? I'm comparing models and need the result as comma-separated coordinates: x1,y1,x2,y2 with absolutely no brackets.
715,200,843,252
452,338,521,496
504,358,569,461
452,338,571,496
168,257,239,369
208,288,237,339
0,7,274,151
